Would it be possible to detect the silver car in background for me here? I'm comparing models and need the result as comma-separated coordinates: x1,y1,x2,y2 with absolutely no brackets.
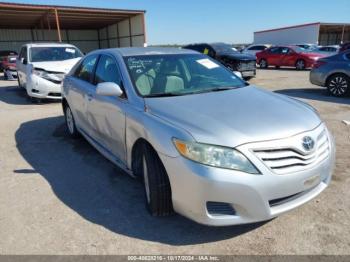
310,50,350,97
62,47,335,226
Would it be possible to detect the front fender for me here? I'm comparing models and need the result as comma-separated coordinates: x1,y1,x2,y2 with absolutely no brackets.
125,108,194,169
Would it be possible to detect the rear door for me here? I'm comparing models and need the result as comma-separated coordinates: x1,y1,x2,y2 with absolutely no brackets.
87,54,127,163
67,54,99,134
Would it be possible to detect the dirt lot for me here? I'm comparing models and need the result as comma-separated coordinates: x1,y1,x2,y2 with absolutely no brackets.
0,69,349,255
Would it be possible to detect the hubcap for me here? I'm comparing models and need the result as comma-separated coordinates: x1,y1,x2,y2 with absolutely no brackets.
66,107,74,134
329,76,348,95
297,60,304,69
260,60,266,68
143,156,151,204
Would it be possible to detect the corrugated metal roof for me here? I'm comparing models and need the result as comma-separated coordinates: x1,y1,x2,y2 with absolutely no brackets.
0,1,145,29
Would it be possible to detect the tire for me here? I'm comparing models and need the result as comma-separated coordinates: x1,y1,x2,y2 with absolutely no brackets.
259,59,268,69
64,104,80,138
295,59,306,70
29,96,42,104
141,143,173,216
326,74,350,97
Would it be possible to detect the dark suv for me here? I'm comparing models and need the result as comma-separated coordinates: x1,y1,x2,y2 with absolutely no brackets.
339,42,350,53
183,43,256,79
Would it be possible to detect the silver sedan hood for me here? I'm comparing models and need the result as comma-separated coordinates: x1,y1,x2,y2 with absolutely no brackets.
145,86,321,148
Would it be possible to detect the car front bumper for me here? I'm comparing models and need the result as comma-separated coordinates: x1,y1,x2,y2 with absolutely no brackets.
310,69,327,87
26,74,63,99
159,127,335,226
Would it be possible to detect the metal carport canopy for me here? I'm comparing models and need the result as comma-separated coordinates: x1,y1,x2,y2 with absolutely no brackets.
0,2,146,42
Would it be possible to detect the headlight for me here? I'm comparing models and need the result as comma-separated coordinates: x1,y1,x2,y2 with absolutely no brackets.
32,68,64,83
173,139,259,174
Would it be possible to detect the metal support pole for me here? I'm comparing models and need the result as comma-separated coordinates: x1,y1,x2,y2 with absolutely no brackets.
47,14,51,31
128,17,133,46
142,13,147,47
54,9,62,42
341,25,345,44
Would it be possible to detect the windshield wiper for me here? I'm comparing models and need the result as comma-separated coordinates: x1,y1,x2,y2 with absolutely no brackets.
144,92,185,98
185,87,235,95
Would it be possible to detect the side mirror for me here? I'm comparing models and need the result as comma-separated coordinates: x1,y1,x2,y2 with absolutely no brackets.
22,58,27,65
96,82,123,97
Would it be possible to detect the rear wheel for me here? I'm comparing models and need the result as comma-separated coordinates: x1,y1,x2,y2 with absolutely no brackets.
64,104,80,138
295,59,306,70
259,59,268,69
326,74,350,97
141,143,173,216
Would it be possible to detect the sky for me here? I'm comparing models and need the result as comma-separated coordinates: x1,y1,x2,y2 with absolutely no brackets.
3,0,350,45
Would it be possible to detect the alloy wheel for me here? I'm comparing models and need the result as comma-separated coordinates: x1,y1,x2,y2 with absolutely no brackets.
296,60,305,70
328,76,348,96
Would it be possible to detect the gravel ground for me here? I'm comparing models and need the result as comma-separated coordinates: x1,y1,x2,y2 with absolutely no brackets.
0,69,349,255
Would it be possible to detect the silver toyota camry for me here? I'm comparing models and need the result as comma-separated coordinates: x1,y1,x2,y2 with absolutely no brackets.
62,47,335,226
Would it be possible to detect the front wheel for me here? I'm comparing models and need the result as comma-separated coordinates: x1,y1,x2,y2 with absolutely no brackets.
326,74,350,97
64,105,80,138
259,59,268,69
141,143,173,216
295,59,306,70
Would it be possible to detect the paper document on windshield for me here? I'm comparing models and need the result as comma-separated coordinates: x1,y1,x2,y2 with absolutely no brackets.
65,48,75,53
196,58,219,69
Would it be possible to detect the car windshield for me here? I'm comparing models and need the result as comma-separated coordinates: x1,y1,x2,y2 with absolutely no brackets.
211,43,237,54
124,54,246,97
292,46,311,53
30,46,83,62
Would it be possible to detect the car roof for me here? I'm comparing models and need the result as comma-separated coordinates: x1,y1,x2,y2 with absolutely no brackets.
97,47,199,57
23,42,77,48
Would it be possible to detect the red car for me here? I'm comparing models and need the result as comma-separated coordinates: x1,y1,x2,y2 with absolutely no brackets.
0,51,18,80
256,46,326,70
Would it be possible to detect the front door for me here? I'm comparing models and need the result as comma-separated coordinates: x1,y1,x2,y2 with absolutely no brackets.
87,54,127,163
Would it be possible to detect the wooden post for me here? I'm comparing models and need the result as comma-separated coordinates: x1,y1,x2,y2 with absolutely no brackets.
54,9,62,42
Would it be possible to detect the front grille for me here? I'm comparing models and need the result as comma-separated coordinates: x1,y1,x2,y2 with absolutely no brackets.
253,128,329,175
206,202,236,216
238,61,256,71
48,92,62,97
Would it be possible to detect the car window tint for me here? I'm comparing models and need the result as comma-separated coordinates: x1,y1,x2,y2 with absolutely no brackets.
281,47,289,54
19,47,27,60
75,55,98,83
94,55,122,85
249,46,265,51
269,47,280,54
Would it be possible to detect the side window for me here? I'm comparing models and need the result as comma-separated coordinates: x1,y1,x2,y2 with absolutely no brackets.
281,47,289,54
19,47,27,60
94,55,122,86
74,54,98,83
269,47,280,54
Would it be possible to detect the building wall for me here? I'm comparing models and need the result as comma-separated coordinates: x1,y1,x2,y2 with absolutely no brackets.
0,14,146,53
254,24,320,45
98,14,146,49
